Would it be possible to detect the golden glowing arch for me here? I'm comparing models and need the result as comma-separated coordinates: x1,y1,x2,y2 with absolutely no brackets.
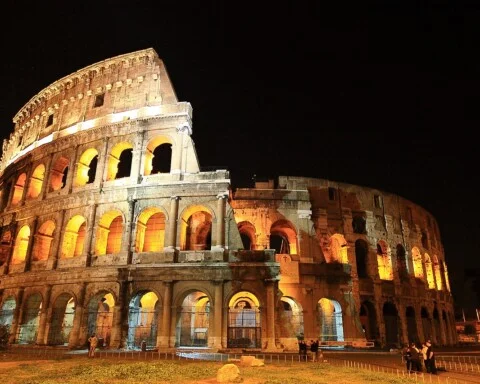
135,207,166,252
12,225,31,264
75,148,98,186
27,164,45,199
144,135,173,175
61,215,87,258
95,210,124,255
32,220,55,261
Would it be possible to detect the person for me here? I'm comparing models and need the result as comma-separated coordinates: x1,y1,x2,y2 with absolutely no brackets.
298,340,307,361
88,333,99,358
425,340,438,374
402,343,412,372
310,339,318,362
421,342,429,372
409,342,422,372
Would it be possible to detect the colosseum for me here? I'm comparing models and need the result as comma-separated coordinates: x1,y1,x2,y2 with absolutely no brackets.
0,48,456,352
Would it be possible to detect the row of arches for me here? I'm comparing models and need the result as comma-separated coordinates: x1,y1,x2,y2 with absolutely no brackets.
2,137,173,209
0,289,344,349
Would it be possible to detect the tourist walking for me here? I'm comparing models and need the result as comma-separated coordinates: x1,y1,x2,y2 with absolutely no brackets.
402,343,412,372
310,339,319,362
425,340,438,374
409,342,422,372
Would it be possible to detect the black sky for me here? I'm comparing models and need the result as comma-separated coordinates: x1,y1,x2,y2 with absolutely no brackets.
1,1,479,315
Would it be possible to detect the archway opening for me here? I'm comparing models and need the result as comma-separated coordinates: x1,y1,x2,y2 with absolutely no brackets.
49,294,75,345
176,291,211,347
87,293,114,348
127,291,159,350
17,293,42,344
317,298,344,342
227,291,260,348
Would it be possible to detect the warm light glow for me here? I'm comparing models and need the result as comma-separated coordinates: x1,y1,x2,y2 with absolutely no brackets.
26,164,45,199
180,205,212,251
143,136,173,176
432,255,443,290
424,253,435,289
135,208,166,252
11,173,26,205
106,142,133,181
74,148,98,186
95,211,123,255
50,156,69,191
32,220,55,261
412,247,423,279
328,234,348,263
61,215,86,258
443,261,451,292
12,225,30,264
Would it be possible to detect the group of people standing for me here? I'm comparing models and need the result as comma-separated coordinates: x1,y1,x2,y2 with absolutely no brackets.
403,340,437,375
298,339,323,362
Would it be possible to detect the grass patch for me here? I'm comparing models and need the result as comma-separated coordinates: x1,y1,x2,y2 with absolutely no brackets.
0,355,417,384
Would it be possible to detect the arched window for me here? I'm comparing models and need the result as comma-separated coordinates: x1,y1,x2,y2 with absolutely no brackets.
11,173,27,205
12,225,31,264
50,156,70,191
26,164,45,199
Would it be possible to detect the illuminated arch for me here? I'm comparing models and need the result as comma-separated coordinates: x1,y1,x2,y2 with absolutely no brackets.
26,164,45,199
32,220,55,261
61,215,87,258
180,205,213,251
106,142,133,181
95,210,124,255
377,240,393,280
11,173,27,205
176,291,211,348
279,296,304,339
18,293,42,344
237,221,256,250
50,156,69,191
74,148,98,186
0,296,16,326
135,207,166,252
432,255,442,290
327,234,348,264
227,291,261,348
48,293,75,345
128,291,160,349
87,292,115,347
270,219,298,255
12,225,31,264
412,247,423,279
424,253,435,289
144,136,173,175
317,298,344,342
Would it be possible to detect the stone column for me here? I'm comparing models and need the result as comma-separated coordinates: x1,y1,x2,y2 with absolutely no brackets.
125,198,136,264
47,209,66,270
69,282,87,348
24,217,38,272
158,281,173,349
110,281,129,349
85,204,97,267
165,196,179,249
211,280,223,349
264,279,277,351
214,194,227,249
9,287,24,344
36,285,52,345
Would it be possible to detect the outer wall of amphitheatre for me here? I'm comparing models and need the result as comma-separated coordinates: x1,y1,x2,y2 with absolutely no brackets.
0,48,455,352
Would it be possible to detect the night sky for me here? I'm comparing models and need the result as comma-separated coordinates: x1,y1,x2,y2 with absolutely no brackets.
1,2,478,316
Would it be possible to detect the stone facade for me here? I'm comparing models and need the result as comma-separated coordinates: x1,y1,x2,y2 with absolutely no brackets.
0,48,455,351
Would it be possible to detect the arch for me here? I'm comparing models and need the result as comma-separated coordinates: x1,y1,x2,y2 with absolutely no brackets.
144,136,173,175
75,148,99,186
227,291,261,348
237,221,256,250
26,164,45,199
327,234,348,264
180,205,213,251
377,240,393,280
87,292,114,347
0,296,16,326
359,301,378,342
406,306,419,344
412,247,423,279
279,296,304,339
48,293,75,345
50,156,69,191
270,219,298,255
396,244,409,280
95,210,124,255
421,307,432,341
61,215,87,258
432,255,442,290
352,215,366,234
11,173,27,205
12,225,31,264
433,307,441,344
17,293,42,344
424,253,435,289
442,310,451,345
127,291,160,349
135,207,166,252
317,298,344,342
106,142,133,180
32,220,55,261
382,302,399,347
355,239,369,278
176,290,211,347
